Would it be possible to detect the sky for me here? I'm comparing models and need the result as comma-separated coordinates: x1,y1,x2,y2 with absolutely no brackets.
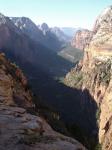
0,0,111,29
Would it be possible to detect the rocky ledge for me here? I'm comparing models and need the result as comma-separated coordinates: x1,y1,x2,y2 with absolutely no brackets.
0,52,86,150
0,105,86,150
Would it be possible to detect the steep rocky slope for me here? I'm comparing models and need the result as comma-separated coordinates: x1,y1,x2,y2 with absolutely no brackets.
0,52,86,150
39,23,71,43
65,6,112,149
10,17,65,51
0,53,33,108
71,29,93,50
0,13,73,77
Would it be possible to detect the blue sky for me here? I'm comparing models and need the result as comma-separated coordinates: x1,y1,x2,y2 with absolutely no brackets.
0,0,111,29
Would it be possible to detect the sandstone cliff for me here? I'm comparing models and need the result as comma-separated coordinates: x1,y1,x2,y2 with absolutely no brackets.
0,52,86,150
71,29,93,50
65,6,112,150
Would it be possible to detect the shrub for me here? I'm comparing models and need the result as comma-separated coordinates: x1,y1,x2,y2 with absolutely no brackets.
19,134,56,145
96,107,101,121
95,143,102,150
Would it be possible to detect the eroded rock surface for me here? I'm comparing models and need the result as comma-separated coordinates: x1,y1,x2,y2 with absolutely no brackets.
0,105,86,150
71,29,93,50
0,53,86,150
65,6,112,150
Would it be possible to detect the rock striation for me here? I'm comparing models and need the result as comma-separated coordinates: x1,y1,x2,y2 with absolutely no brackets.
71,29,93,50
65,6,112,149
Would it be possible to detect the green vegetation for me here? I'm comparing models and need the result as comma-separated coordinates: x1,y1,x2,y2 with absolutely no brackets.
95,143,102,150
74,71,83,83
95,59,111,86
67,71,83,89
20,134,56,145
0,54,21,82
54,76,64,83
58,45,83,63
96,107,101,121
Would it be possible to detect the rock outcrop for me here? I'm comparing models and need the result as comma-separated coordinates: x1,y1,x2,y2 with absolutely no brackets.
71,29,93,50
0,52,86,150
0,105,86,150
65,6,112,149
0,53,33,108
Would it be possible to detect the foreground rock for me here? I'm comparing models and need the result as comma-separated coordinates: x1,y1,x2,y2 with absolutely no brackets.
0,53,86,150
0,105,86,150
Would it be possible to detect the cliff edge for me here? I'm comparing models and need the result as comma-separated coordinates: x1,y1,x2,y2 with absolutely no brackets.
0,53,86,150
65,6,112,150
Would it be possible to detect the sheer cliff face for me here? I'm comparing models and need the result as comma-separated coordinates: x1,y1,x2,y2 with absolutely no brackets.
71,29,93,50
87,6,112,54
0,53,86,150
65,6,112,149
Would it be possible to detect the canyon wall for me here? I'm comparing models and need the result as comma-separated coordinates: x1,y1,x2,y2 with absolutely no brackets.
71,29,93,50
65,6,112,149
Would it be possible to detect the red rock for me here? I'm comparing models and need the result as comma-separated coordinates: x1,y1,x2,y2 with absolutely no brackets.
71,29,93,50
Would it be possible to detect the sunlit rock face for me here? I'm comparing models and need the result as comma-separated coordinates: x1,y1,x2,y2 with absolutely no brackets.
87,6,112,54
65,6,112,149
71,29,93,50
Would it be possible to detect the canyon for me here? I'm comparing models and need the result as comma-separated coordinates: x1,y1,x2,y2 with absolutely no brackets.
0,53,86,150
0,4,112,150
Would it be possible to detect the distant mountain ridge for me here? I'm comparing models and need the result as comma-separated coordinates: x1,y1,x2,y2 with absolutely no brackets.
51,27,71,42
10,17,87,51
0,13,74,78
10,17,63,51
61,27,83,37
